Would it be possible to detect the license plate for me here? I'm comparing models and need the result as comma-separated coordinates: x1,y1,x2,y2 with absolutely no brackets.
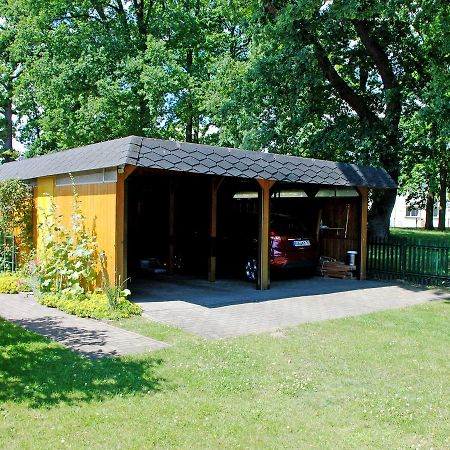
293,240,310,247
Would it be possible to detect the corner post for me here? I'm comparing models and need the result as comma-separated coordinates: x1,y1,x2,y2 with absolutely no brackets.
208,177,224,282
357,186,368,280
257,179,276,290
116,165,136,286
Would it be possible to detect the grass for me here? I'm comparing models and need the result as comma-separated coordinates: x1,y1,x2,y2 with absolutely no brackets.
1,301,449,449
391,227,450,244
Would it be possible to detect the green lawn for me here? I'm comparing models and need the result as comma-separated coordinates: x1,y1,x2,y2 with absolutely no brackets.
1,302,449,449
391,227,450,244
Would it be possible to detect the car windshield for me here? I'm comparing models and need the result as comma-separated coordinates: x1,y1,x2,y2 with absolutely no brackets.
271,216,308,234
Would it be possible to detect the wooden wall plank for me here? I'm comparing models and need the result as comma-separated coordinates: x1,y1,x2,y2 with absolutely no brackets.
54,182,117,285
168,179,176,275
35,176,55,252
319,199,360,263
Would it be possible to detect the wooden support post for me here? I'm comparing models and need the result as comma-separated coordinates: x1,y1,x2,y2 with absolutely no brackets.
168,179,176,275
208,177,224,282
257,179,276,290
115,165,136,287
116,174,126,286
357,187,368,280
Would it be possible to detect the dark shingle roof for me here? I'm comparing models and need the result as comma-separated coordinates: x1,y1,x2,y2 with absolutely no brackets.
0,136,138,181
0,135,396,189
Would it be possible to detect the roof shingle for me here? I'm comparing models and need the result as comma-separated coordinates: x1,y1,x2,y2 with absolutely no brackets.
0,135,397,189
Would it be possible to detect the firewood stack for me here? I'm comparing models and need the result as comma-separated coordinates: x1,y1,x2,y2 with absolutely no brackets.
317,257,355,279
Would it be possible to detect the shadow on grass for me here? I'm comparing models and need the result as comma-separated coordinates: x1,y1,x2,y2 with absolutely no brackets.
0,319,165,408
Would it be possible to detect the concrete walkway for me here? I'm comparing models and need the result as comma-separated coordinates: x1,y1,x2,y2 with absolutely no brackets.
0,294,169,358
134,277,449,339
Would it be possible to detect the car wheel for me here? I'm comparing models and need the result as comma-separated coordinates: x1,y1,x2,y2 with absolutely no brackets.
244,258,257,282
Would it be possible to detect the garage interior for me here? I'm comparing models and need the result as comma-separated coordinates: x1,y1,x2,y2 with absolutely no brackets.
126,168,365,289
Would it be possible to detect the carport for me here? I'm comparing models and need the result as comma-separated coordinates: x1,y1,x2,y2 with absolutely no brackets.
0,136,396,290
120,138,395,290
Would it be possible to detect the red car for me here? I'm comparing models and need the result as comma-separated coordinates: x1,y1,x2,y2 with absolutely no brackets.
244,215,319,282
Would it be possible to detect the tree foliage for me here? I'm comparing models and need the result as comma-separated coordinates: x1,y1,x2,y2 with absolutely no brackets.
398,0,449,229
4,0,246,154
207,0,449,235
0,0,448,235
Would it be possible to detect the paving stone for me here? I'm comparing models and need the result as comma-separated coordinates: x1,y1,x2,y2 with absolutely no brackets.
0,294,169,358
132,276,448,339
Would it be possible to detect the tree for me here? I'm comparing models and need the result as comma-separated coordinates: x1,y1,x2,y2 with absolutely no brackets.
9,0,166,153
208,0,445,237
5,0,240,153
398,0,449,230
1,0,447,235
0,11,20,162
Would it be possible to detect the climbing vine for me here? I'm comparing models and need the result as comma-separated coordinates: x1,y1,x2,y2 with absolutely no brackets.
0,179,33,264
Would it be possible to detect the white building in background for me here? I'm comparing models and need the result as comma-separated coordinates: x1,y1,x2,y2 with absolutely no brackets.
390,195,450,228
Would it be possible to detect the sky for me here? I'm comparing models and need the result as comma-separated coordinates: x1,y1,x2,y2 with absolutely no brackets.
13,138,25,154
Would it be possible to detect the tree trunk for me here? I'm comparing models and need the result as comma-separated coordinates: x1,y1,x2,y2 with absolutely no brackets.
288,19,401,239
138,96,148,135
368,189,397,239
438,163,447,231
4,98,13,151
185,49,193,143
193,114,199,143
367,131,400,239
425,191,435,230
186,111,193,142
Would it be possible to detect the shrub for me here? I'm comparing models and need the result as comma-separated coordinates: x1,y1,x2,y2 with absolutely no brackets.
38,292,142,320
0,272,32,294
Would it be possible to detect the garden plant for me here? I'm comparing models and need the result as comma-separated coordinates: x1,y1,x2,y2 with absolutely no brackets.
0,179,141,319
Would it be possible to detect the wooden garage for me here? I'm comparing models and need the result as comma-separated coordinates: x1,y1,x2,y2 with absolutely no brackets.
0,136,396,290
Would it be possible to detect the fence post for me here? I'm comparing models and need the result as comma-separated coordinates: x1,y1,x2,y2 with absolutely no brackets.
400,240,406,279
445,247,449,284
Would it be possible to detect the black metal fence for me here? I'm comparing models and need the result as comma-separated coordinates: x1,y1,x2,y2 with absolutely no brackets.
368,237,450,287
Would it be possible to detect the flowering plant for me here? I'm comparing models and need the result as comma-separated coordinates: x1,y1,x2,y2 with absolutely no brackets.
34,187,98,296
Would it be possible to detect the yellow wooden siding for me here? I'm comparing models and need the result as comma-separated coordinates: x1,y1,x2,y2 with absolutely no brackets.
34,177,56,252
33,176,118,286
54,183,117,284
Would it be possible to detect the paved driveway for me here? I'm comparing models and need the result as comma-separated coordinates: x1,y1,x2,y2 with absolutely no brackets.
132,276,448,339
